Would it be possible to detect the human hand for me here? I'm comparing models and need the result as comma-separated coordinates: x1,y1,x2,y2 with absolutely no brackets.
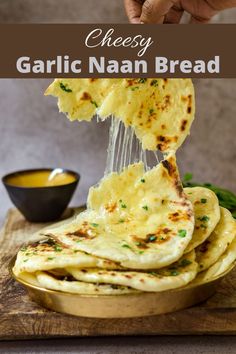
124,0,236,24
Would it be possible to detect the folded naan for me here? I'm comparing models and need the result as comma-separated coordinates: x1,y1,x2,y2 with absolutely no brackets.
67,251,197,292
184,187,220,253
19,271,138,295
196,207,236,272
13,238,121,276
41,154,194,269
45,78,195,152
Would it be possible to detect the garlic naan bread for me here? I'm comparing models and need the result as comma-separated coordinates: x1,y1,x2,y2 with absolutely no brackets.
67,251,197,292
196,207,236,272
45,78,195,152
190,235,236,286
31,271,138,295
13,238,120,277
41,154,194,269
184,187,220,253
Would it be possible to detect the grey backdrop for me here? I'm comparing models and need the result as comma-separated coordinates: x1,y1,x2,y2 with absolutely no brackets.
0,1,236,224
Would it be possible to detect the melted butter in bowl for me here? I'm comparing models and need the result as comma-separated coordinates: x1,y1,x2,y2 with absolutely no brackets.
2,168,80,222
5,169,77,188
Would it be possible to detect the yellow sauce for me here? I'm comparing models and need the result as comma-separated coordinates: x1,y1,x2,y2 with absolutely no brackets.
6,170,76,188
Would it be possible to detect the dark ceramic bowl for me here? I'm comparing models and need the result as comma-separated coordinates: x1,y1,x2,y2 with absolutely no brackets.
2,168,80,222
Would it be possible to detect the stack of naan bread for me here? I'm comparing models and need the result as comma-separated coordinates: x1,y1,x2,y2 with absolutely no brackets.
13,78,236,295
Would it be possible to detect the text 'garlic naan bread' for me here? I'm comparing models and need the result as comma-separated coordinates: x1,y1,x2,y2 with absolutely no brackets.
184,187,221,253
196,207,236,272
42,154,194,269
45,78,195,152
67,251,197,292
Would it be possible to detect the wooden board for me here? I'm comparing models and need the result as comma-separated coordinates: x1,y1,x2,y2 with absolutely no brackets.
1,208,236,340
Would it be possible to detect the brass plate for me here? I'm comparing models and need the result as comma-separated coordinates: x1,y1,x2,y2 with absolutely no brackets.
10,258,235,318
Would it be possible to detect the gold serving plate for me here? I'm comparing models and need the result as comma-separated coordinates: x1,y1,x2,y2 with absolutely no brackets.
9,258,235,318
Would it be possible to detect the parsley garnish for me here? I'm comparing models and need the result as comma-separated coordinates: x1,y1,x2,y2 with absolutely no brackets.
150,79,158,87
180,259,192,267
91,223,99,227
178,229,187,238
59,82,72,93
138,78,147,84
201,198,207,204
119,219,125,223
122,244,131,249
148,235,157,242
121,204,127,209
139,251,144,254
198,216,210,222
91,100,98,108
149,108,154,115
54,245,62,252
141,178,145,183
170,270,179,276
47,257,55,261
23,259,28,262
149,271,158,276
142,205,149,211
131,86,139,91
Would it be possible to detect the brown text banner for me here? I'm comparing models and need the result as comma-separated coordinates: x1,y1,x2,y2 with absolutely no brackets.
0,24,235,78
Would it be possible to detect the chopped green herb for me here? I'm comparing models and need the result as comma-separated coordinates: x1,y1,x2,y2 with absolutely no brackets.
20,246,27,252
149,108,154,115
121,204,127,209
198,216,210,222
201,198,207,204
178,229,187,238
183,173,193,182
148,235,157,242
149,271,158,276
141,178,146,183
25,252,31,256
138,78,147,83
119,199,123,203
200,224,207,229
180,259,192,267
170,270,180,276
139,251,144,254
135,242,142,246
59,82,72,93
131,86,139,91
73,250,79,253
23,259,28,262
122,244,132,249
54,245,62,252
91,223,99,227
119,219,125,223
47,257,55,261
91,100,98,108
142,205,149,211
150,79,158,87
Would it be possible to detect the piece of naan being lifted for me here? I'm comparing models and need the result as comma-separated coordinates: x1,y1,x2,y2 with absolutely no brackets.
67,251,197,292
41,154,194,270
13,238,121,277
18,271,138,295
195,207,236,272
45,78,195,152
184,187,221,253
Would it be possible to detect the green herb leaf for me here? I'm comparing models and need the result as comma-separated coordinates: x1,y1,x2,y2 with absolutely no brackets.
180,259,192,267
91,100,98,108
149,108,154,115
178,229,187,238
59,82,72,93
131,86,139,91
122,244,132,249
142,205,149,211
47,257,55,261
201,198,207,204
138,78,147,83
170,270,179,276
121,204,127,209
141,178,146,183
91,223,99,227
183,173,193,182
148,235,157,242
198,216,210,222
150,79,158,87
119,219,125,223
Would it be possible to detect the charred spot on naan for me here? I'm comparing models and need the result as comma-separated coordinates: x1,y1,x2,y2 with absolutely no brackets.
157,135,178,151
